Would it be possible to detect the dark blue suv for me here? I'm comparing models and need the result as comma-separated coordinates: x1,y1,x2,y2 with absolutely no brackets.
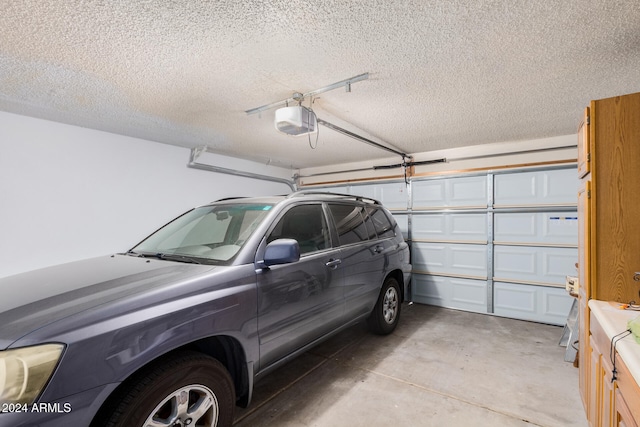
0,191,411,427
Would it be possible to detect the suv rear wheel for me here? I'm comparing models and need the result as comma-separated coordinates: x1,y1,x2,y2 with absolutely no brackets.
367,276,401,335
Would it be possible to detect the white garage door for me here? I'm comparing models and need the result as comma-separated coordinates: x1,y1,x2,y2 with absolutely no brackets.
308,166,577,325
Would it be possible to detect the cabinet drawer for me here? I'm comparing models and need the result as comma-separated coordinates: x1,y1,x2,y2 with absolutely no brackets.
615,356,640,423
589,312,610,356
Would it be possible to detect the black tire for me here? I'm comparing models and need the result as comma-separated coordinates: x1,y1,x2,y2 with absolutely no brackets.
100,351,235,427
367,276,401,335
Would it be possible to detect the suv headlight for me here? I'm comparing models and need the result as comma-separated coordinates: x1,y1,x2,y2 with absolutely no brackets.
0,344,64,405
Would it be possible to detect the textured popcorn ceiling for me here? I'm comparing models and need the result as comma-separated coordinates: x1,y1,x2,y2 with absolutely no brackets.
1,0,640,169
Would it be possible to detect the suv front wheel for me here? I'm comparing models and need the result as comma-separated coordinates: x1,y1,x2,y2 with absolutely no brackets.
99,352,235,427
367,276,401,335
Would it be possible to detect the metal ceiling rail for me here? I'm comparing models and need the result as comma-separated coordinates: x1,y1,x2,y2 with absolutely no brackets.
187,147,297,191
245,73,370,115
316,118,409,159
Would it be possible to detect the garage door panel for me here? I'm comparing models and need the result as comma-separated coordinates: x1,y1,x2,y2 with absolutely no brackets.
451,214,487,240
494,212,577,245
544,290,574,318
451,279,487,306
543,250,577,278
494,245,577,286
495,174,535,203
412,243,447,270
543,215,578,242
452,248,486,272
494,169,577,206
412,274,445,302
412,275,487,313
413,176,487,208
494,282,536,312
450,177,487,206
494,247,536,275
412,214,445,237
350,182,408,209
412,242,487,278
413,213,487,242
494,282,573,325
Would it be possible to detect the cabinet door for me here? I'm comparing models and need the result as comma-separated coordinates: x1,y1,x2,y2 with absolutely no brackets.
591,93,640,302
590,341,601,426
616,389,638,427
579,291,589,410
578,107,591,178
602,361,616,427
578,180,591,298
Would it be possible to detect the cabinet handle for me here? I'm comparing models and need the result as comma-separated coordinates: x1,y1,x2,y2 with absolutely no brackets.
634,272,640,281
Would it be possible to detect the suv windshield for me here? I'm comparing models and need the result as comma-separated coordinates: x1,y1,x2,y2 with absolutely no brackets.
130,203,273,265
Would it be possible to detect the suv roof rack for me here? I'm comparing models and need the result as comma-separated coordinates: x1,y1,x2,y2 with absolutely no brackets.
287,190,381,205
212,196,249,202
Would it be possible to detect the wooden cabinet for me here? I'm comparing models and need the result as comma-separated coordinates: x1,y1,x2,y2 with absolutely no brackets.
577,107,590,179
588,311,640,427
615,361,640,427
616,389,638,427
588,314,613,427
577,92,640,425
581,92,640,302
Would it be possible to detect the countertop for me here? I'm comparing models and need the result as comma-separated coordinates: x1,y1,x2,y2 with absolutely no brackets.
589,299,640,385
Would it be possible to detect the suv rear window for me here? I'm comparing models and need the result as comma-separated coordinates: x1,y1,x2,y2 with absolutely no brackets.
366,206,395,238
328,204,375,245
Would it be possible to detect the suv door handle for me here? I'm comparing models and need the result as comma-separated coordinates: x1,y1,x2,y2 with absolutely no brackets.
325,259,342,269
373,245,384,254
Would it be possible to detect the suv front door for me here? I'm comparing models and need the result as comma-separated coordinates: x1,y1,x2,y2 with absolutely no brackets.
256,203,344,369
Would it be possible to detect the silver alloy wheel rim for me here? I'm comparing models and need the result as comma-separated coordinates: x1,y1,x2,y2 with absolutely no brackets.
382,286,398,324
143,384,218,427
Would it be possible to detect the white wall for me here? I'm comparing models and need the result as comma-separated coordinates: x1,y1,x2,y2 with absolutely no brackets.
0,112,293,278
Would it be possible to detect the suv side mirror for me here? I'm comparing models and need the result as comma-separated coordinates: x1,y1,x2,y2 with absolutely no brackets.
262,239,300,267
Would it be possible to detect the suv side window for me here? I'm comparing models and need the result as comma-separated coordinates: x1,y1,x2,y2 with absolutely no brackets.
268,204,329,254
366,206,396,239
328,203,373,245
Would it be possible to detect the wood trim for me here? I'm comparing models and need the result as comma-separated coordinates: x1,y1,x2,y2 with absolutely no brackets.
492,203,578,209
412,205,488,211
492,278,566,288
298,159,577,188
410,158,577,179
492,241,578,248
412,239,488,245
299,174,406,187
412,271,566,288
411,270,487,281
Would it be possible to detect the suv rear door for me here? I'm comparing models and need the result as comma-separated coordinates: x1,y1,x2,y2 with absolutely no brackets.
327,203,388,322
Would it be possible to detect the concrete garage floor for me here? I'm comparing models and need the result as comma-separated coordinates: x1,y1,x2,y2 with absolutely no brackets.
234,303,587,427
